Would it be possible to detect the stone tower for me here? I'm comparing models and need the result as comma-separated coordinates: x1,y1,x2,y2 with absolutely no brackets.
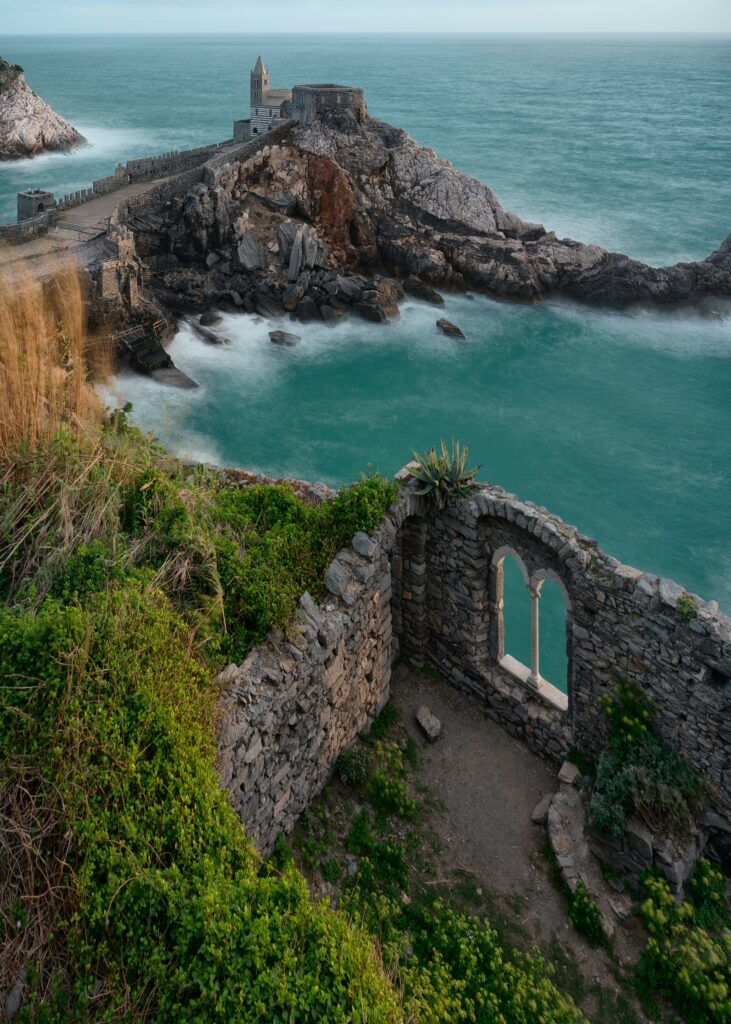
250,55,269,108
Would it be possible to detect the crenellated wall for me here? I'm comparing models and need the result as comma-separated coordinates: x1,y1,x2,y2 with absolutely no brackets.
217,473,731,857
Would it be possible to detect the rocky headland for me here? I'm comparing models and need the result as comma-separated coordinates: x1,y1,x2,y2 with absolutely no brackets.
0,57,84,160
117,109,731,338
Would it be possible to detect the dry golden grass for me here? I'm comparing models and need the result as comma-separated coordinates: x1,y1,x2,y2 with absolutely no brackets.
0,263,108,460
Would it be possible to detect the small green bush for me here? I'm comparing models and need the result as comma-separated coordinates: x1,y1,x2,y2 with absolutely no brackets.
336,744,372,787
637,873,731,1024
677,592,698,624
368,741,418,819
688,859,731,932
589,679,709,842
567,882,608,949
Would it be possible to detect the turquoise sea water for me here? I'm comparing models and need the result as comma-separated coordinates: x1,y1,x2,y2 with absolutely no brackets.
3,34,731,689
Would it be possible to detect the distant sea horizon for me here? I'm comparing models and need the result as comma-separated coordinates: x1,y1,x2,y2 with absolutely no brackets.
2,32,730,688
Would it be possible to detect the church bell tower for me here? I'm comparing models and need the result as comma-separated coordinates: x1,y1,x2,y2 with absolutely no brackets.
250,55,269,109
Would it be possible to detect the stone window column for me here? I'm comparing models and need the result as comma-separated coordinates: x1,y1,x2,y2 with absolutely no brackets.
528,579,543,689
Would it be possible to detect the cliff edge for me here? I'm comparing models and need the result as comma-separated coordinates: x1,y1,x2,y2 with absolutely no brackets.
0,58,84,160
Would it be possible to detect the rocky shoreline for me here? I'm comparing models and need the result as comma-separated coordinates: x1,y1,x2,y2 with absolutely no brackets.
0,57,84,161
118,109,730,336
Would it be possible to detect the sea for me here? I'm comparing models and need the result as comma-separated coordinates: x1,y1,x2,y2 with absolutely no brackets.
1,33,730,690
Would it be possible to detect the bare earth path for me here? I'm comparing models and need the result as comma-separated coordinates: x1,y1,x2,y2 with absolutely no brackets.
389,662,647,1023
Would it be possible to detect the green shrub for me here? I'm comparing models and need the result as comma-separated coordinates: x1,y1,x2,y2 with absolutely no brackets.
336,744,372,787
367,741,418,819
599,677,656,751
345,810,374,856
567,882,608,949
403,900,586,1024
321,857,342,884
677,592,698,624
0,583,403,1022
688,859,731,932
589,679,709,842
366,701,399,741
410,439,479,509
637,873,731,1024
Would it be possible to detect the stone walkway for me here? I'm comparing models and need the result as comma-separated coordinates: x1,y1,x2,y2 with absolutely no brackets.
0,178,167,270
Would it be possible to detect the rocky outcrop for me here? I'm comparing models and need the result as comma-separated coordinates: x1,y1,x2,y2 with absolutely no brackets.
0,58,83,160
293,111,731,307
119,109,730,327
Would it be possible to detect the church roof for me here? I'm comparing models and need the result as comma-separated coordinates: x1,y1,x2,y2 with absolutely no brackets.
253,55,266,74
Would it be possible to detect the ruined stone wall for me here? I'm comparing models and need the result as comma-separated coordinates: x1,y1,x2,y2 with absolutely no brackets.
216,489,419,855
389,477,731,830
215,474,730,855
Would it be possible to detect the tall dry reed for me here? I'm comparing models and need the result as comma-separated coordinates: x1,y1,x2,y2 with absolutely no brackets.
0,262,105,460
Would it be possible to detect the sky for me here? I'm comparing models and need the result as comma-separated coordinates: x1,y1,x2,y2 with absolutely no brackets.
3,0,731,35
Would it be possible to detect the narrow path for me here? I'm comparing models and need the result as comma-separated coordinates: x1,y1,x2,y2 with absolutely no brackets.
390,661,647,1023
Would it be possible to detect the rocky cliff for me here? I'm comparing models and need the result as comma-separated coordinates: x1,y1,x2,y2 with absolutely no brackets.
121,110,731,324
0,58,84,160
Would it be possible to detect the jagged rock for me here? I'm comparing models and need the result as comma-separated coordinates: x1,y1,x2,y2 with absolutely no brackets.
295,296,320,322
269,330,301,347
336,274,364,302
531,793,553,825
416,705,442,742
436,318,465,339
189,319,228,345
0,58,83,160
255,293,284,319
237,232,266,271
372,277,403,318
282,283,305,311
403,277,445,306
258,191,297,214
353,302,387,323
287,224,329,282
558,761,581,786
131,108,731,335
205,252,221,268
320,304,345,324
199,310,223,326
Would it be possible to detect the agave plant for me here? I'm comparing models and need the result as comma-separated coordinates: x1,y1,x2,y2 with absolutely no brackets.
410,440,480,508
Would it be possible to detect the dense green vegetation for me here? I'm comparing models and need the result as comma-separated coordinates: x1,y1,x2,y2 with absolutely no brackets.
0,417,404,1020
637,867,731,1024
588,679,709,842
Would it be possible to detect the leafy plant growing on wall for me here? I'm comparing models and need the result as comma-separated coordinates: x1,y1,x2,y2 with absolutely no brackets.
410,439,480,508
588,678,709,842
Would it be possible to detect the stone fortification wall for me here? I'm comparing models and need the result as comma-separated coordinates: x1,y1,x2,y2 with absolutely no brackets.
285,84,367,125
0,211,54,243
111,123,294,226
216,473,730,857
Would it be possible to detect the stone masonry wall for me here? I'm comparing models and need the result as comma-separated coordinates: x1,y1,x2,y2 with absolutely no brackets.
215,474,730,857
390,476,731,834
216,488,419,855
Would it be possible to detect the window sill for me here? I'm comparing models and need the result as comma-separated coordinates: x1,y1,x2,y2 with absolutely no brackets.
499,655,568,712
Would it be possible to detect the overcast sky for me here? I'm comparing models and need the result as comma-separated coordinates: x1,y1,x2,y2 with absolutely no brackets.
3,0,731,34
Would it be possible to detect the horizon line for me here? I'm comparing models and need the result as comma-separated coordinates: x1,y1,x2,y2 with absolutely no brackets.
4,30,731,37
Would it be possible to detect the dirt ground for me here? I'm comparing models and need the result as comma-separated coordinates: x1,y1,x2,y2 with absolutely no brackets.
389,661,648,1023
